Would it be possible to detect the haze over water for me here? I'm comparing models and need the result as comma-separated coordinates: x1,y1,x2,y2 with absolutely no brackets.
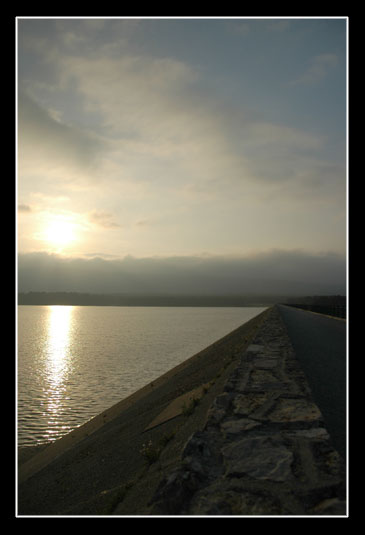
18,305,266,446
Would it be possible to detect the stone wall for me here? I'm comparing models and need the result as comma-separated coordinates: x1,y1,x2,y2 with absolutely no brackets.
148,306,346,515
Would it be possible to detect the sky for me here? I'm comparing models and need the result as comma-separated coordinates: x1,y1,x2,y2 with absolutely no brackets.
17,17,347,295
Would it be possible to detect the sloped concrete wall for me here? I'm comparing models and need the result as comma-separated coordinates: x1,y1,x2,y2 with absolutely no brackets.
148,306,346,515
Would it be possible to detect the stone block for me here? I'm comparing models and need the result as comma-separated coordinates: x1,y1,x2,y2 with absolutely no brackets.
189,483,284,515
267,397,323,424
246,344,265,353
220,417,261,436
253,357,278,369
248,369,284,391
222,436,294,482
232,392,272,417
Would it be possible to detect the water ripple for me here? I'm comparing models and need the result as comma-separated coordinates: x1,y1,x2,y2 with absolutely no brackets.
18,305,266,446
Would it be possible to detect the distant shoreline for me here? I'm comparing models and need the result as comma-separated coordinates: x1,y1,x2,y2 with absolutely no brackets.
17,291,346,308
18,292,277,307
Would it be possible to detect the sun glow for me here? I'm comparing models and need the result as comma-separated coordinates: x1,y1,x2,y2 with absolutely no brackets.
44,219,77,249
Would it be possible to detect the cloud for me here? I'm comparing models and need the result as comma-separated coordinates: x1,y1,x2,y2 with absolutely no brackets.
18,204,32,213
52,50,342,203
49,51,252,194
229,19,290,36
18,90,104,178
17,32,345,250
230,21,251,36
59,54,198,135
18,250,346,296
266,20,291,32
88,211,121,228
290,53,339,86
237,121,325,183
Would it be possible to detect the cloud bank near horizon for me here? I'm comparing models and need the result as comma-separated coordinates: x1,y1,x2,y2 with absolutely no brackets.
18,250,346,296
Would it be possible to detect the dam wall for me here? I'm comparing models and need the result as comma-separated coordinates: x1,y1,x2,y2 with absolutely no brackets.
148,306,347,515
18,306,347,516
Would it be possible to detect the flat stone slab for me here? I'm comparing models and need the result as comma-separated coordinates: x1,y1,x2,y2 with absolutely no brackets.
222,436,294,482
232,392,272,417
285,428,329,440
246,344,265,353
144,384,210,431
268,397,323,424
220,418,261,435
253,357,278,369
249,369,284,390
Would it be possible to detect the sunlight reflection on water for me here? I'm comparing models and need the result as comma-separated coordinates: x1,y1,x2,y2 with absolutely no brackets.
46,306,73,385
18,305,267,446
42,306,74,440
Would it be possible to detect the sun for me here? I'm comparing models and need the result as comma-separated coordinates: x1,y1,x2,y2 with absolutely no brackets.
44,219,77,249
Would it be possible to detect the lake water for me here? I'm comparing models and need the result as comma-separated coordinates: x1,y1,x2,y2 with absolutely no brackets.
17,305,266,446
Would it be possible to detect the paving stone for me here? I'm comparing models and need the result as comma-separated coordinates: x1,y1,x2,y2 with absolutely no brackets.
310,498,347,515
253,357,278,369
189,482,284,515
148,306,346,516
246,344,265,353
248,369,284,391
232,392,271,417
220,418,261,435
268,397,323,424
222,436,294,482
285,428,329,440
